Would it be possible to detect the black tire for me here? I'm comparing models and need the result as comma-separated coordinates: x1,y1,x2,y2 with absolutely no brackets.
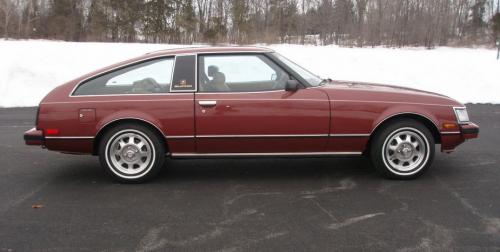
370,119,435,179
98,123,165,183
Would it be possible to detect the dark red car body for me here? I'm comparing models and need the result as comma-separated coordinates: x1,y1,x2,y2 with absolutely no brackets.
24,47,478,159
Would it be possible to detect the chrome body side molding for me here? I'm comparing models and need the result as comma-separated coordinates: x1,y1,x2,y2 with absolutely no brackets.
45,136,94,139
195,134,329,138
171,152,362,157
330,134,370,137
440,131,461,135
165,134,370,139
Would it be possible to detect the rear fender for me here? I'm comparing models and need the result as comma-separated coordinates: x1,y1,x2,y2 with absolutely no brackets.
96,110,166,136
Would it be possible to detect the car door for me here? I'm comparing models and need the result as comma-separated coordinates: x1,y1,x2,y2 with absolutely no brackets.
194,53,330,154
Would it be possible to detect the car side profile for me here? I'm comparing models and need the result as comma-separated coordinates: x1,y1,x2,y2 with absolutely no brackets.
24,47,479,183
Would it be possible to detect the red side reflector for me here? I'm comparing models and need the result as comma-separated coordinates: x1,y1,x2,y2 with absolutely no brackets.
45,129,59,135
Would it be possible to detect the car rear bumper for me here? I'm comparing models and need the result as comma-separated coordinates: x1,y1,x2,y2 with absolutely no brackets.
441,122,479,152
24,127,44,146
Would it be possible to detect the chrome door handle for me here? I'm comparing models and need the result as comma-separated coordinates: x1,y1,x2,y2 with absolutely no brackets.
198,100,217,107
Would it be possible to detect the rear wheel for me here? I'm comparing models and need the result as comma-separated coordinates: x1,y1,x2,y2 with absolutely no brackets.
370,119,435,179
98,123,165,183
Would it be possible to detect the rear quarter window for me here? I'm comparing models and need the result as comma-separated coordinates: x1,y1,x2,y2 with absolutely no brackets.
72,57,174,96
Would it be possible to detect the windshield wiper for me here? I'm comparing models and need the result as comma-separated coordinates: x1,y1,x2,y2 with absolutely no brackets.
319,78,332,86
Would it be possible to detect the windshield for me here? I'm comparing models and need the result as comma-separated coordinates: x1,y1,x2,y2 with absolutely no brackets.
272,53,323,86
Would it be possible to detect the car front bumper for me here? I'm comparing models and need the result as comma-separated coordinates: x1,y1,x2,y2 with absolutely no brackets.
441,122,479,152
460,122,479,139
24,127,44,146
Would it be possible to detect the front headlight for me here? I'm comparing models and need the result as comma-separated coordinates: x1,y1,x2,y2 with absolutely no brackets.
453,107,470,124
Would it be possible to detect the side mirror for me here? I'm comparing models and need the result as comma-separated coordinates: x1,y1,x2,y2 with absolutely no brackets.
285,79,300,92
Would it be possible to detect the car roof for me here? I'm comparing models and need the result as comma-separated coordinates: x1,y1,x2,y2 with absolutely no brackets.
70,46,276,88
145,46,274,56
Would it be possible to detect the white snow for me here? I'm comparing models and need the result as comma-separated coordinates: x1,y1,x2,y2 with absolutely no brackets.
0,40,499,107
273,44,500,105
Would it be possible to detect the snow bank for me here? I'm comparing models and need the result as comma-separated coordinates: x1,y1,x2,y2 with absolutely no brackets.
272,44,500,105
0,40,498,107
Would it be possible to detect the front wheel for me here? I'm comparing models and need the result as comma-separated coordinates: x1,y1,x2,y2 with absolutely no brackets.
370,119,435,179
98,123,165,183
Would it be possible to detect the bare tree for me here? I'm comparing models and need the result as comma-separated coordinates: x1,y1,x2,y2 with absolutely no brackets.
0,0,495,47
0,0,17,37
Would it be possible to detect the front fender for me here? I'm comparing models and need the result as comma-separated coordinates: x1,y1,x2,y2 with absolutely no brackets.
372,104,441,134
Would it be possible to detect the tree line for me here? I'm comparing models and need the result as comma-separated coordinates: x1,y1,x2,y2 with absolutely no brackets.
1,0,499,47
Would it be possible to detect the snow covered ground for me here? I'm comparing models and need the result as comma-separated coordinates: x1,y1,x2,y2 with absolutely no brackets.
0,40,498,107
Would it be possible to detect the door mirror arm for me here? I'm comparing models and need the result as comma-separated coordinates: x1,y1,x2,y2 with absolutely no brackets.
285,79,300,92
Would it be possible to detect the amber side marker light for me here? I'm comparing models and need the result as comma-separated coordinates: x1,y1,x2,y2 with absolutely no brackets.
45,129,60,135
442,123,459,130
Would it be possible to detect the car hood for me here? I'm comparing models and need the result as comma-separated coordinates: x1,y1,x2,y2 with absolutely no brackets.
319,80,462,106
325,80,446,96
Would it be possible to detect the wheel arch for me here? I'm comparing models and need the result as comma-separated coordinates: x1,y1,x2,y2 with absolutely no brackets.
92,118,168,155
365,113,441,154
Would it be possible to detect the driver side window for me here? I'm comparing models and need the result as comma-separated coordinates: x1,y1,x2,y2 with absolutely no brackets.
198,54,289,92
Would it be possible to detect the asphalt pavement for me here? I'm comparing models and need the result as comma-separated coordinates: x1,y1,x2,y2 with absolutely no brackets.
0,104,499,251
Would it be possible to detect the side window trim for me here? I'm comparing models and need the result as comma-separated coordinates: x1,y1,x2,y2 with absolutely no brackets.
70,56,175,97
197,53,291,93
170,54,198,93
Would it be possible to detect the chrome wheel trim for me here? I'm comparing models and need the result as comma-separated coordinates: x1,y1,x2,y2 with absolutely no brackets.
382,127,430,176
105,129,156,179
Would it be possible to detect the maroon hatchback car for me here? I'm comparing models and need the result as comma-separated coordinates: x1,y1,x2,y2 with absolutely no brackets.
24,47,478,183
